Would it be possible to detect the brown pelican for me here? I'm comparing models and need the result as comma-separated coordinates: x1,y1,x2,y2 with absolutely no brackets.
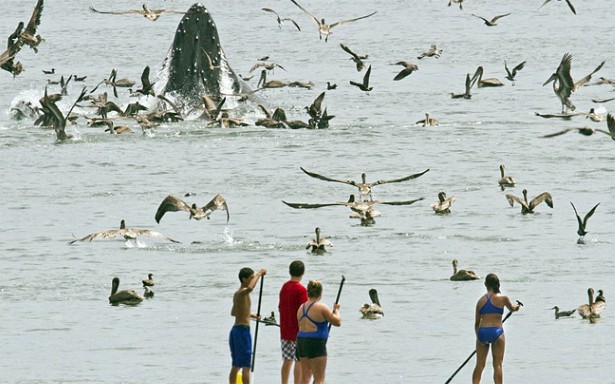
472,66,504,87
432,192,455,214
283,194,424,226
289,0,377,42
450,259,480,281
498,164,516,189
571,202,600,244
539,0,576,15
350,65,373,93
299,167,430,200
288,80,315,90
504,60,526,84
249,62,286,74
416,112,439,127
306,227,333,254
543,53,605,113
578,288,595,319
542,114,615,139
69,219,180,244
340,43,368,72
89,4,184,21
471,13,511,26
142,273,155,287
505,189,553,214
417,44,442,60
155,194,229,223
257,70,287,89
585,108,606,122
103,121,133,135
393,61,419,81
450,73,477,99
551,306,576,319
261,8,301,30
14,0,44,53
448,0,464,10
39,86,86,141
109,277,144,305
360,289,384,319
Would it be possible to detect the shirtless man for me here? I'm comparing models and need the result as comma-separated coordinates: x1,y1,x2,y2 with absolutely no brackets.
229,267,267,384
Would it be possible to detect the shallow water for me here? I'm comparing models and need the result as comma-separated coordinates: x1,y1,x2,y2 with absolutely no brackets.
1,0,615,383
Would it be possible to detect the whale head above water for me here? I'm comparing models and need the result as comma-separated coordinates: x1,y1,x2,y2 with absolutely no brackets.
156,3,248,109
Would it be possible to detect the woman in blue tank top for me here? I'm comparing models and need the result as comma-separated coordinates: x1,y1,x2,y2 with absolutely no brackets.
472,273,521,384
296,280,341,384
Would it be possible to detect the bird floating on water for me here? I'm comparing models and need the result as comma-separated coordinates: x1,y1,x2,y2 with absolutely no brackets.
498,164,516,190
360,289,384,319
109,277,144,305
551,306,576,319
432,191,455,214
306,227,333,254
142,273,155,287
450,259,480,281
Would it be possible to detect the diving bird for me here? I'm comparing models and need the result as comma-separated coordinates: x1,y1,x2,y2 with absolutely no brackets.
142,273,155,287
551,306,576,319
360,289,384,319
450,259,480,281
283,194,424,226
69,220,180,245
432,191,455,214
300,167,430,200
498,164,516,189
417,44,442,60
505,189,553,214
109,277,144,305
471,13,511,26
39,85,86,141
261,8,301,30
289,0,377,42
450,73,477,99
349,64,373,93
415,112,438,127
570,202,599,244
393,61,419,81
542,113,615,140
340,43,368,72
539,0,576,15
15,0,45,53
472,66,504,87
306,227,333,254
89,4,184,21
504,60,526,84
155,194,230,223
543,53,605,113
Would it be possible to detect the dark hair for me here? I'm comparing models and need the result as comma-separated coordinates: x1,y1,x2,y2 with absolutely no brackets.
485,273,501,293
307,280,323,298
238,267,254,283
289,260,305,277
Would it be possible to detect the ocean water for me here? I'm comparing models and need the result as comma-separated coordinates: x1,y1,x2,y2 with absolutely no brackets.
1,0,614,383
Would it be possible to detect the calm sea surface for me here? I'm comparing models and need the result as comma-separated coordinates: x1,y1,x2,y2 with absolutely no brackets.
1,0,614,383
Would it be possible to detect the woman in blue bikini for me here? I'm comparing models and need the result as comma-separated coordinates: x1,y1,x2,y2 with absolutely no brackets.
472,273,521,384
296,280,341,384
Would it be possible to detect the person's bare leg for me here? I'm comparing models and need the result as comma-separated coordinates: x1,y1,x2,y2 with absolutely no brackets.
241,367,251,384
282,359,292,384
310,356,327,384
491,334,506,384
299,358,312,384
229,366,240,384
293,359,302,384
472,340,489,384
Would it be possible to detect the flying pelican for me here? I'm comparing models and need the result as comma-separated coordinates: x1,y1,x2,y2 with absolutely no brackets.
417,44,442,60
360,289,384,319
543,53,605,113
14,0,45,53
69,219,180,245
290,0,376,42
472,66,504,87
340,43,368,72
471,13,511,26
261,8,301,30
450,259,480,281
299,167,430,200
109,277,144,305
570,202,600,244
393,61,419,81
155,194,229,223
89,4,184,21
551,306,576,319
541,113,615,140
306,227,333,254
505,189,553,214
498,164,516,189
432,192,455,214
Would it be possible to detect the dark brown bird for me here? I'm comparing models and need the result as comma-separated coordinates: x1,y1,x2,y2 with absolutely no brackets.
471,13,511,26
450,73,477,99
393,61,419,81
155,194,229,223
570,202,599,243
349,64,373,93
505,189,553,214
504,60,526,84
89,4,184,21
262,8,301,30
540,0,576,15
142,273,155,287
132,65,155,97
340,43,368,72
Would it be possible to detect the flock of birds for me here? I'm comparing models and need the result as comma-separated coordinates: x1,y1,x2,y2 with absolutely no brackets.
3,1,612,324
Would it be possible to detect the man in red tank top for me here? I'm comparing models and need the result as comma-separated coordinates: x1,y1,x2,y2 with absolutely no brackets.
278,260,308,384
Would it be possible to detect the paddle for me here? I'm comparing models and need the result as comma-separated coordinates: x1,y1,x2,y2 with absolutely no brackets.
328,275,346,332
444,300,523,384
251,274,265,374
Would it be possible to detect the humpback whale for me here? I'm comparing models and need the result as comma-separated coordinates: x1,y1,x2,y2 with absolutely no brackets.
155,3,250,111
